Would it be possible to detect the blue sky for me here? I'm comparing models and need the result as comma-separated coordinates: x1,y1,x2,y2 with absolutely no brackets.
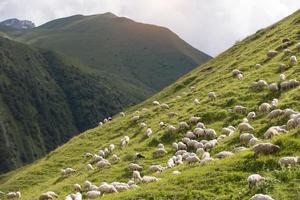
0,0,299,56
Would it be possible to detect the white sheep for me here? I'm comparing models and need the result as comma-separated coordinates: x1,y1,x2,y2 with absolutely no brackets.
96,159,111,168
149,165,165,173
278,156,300,167
178,142,187,150
194,128,205,137
252,143,280,155
249,137,260,146
172,142,179,151
257,80,268,89
194,98,200,105
208,92,216,100
61,168,76,176
98,183,118,194
238,122,254,133
268,83,278,92
233,105,246,114
142,176,159,183
232,146,247,153
190,116,201,124
196,148,205,158
132,170,143,182
155,148,167,157
222,127,234,136
86,164,94,171
196,122,206,129
247,174,265,189
86,191,101,199
278,63,287,72
240,133,255,145
168,125,177,133
108,144,115,152
255,64,262,69
259,103,271,113
186,155,200,164
204,129,217,139
271,98,278,108
140,122,147,128
128,163,143,171
290,55,297,64
250,194,274,200
159,121,165,128
179,121,189,130
120,112,125,117
160,103,170,109
120,136,130,147
145,128,153,137
215,151,233,159
172,170,181,175
153,101,160,106
111,154,120,163
237,73,243,80
39,192,57,200
167,112,177,118
267,109,283,119
267,50,278,58
6,192,21,199
247,112,256,121
232,69,242,77
131,115,140,123
186,131,196,139
279,74,286,81
73,184,81,192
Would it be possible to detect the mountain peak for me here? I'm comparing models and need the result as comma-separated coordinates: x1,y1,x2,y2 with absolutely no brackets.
0,18,35,29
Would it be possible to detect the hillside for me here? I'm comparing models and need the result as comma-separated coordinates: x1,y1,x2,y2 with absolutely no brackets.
0,13,211,172
0,9,300,200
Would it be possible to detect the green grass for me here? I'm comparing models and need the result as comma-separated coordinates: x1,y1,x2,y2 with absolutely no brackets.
1,9,300,200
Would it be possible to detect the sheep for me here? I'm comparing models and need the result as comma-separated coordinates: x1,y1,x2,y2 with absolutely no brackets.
86,164,94,171
194,128,205,137
160,103,169,109
232,146,247,153
238,122,254,133
296,42,300,51
282,38,290,43
268,83,278,92
128,163,143,171
140,122,147,128
279,74,286,81
186,155,200,164
278,156,300,167
132,170,143,182
86,191,101,199
186,131,196,139
204,140,218,151
172,170,181,175
252,143,280,155
249,137,260,146
131,115,140,123
247,174,265,189
237,73,243,80
200,157,214,165
172,142,179,151
190,116,201,124
240,133,255,145
267,109,283,119
166,157,175,168
149,165,165,173
145,128,153,137
255,64,262,69
120,136,130,147
157,143,164,149
108,144,115,152
111,154,120,163
167,125,177,133
6,192,21,199
233,105,246,114
215,151,233,159
247,112,256,121
278,63,287,72
196,148,205,158
290,55,297,65
39,192,57,200
98,122,103,126
271,98,278,108
250,194,274,200
73,184,81,192
196,122,206,129
179,121,189,130
159,121,165,128
257,80,268,89
98,183,118,194
153,101,160,106
194,98,200,105
204,129,217,139
155,148,167,157
208,92,216,100
267,50,278,58
111,182,130,192
264,126,287,139
178,142,188,150
103,118,108,123
128,180,139,189
232,69,242,77
142,176,159,183
167,112,177,118
84,152,93,159
222,127,234,136
96,159,111,168
120,112,125,117
61,168,76,176
259,103,272,113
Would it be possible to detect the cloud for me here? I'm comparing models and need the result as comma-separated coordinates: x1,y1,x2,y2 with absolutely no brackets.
0,0,299,56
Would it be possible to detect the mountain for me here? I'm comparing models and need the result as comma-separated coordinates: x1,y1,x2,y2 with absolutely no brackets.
0,9,299,200
0,13,211,172
0,18,35,29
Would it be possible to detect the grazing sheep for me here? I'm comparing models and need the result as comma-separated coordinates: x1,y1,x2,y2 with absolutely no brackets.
267,50,278,58
132,170,143,182
140,122,147,128
186,155,200,164
190,116,201,124
98,122,103,126
247,112,256,121
84,152,93,159
73,184,81,192
247,174,265,189
155,148,167,157
269,83,278,92
111,154,120,163
279,73,286,81
278,156,300,167
168,125,177,133
196,122,206,129
264,126,287,139
196,148,205,157
259,103,272,113
7,192,21,199
120,136,130,147
255,64,262,69
172,142,179,151
271,98,278,108
234,105,246,114
159,121,165,128
128,163,143,171
215,151,233,159
217,134,227,142
179,122,189,130
86,191,101,199
86,164,94,171
167,157,175,168
252,143,280,155
120,112,125,117
232,69,242,77
232,146,247,153
142,176,159,183
240,133,255,145
98,150,105,158
145,128,153,137
161,103,170,109
111,182,130,192
238,122,254,133
98,183,118,194
257,80,268,89
96,159,111,168
153,101,160,106
178,142,188,150
39,191,58,200
61,168,76,176
278,63,287,72
249,137,260,146
186,131,196,139
267,109,283,119
172,170,181,175
204,140,218,151
296,43,300,51
290,55,297,64
222,127,234,136
167,112,177,118
200,157,214,165
237,73,243,80
250,194,274,200
131,115,140,123
149,165,165,173
194,128,205,137
204,129,217,139
194,98,200,105
108,144,115,152
208,92,216,100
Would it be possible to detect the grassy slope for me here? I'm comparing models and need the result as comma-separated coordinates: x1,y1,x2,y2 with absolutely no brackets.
1,10,300,200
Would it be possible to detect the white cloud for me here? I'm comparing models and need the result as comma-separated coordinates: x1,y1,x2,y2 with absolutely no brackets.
0,0,299,56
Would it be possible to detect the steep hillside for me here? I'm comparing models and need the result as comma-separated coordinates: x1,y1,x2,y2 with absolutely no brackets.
0,18,35,29
1,10,300,200
0,13,211,172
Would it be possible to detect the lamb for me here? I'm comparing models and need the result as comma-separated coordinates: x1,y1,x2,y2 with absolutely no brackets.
238,122,254,133
267,50,278,58
149,165,165,173
61,168,76,176
132,170,143,182
6,192,21,199
208,92,216,100
152,101,160,106
131,115,140,123
233,105,246,114
250,194,274,200
279,73,286,81
269,83,278,92
179,122,189,130
278,156,300,167
86,191,101,199
190,116,201,124
86,164,94,171
290,55,297,64
142,176,159,183
259,103,271,113
247,112,256,121
252,143,280,155
128,163,143,171
98,182,118,194
215,151,233,159
145,128,153,137
240,133,255,145
247,174,265,189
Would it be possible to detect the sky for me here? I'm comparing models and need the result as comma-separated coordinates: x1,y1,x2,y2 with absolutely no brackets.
0,0,299,56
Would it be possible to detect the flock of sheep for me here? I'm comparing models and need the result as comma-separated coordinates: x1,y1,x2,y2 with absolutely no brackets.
1,40,300,200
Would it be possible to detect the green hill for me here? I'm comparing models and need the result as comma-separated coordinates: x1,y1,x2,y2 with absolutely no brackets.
1,10,299,200
0,13,210,172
